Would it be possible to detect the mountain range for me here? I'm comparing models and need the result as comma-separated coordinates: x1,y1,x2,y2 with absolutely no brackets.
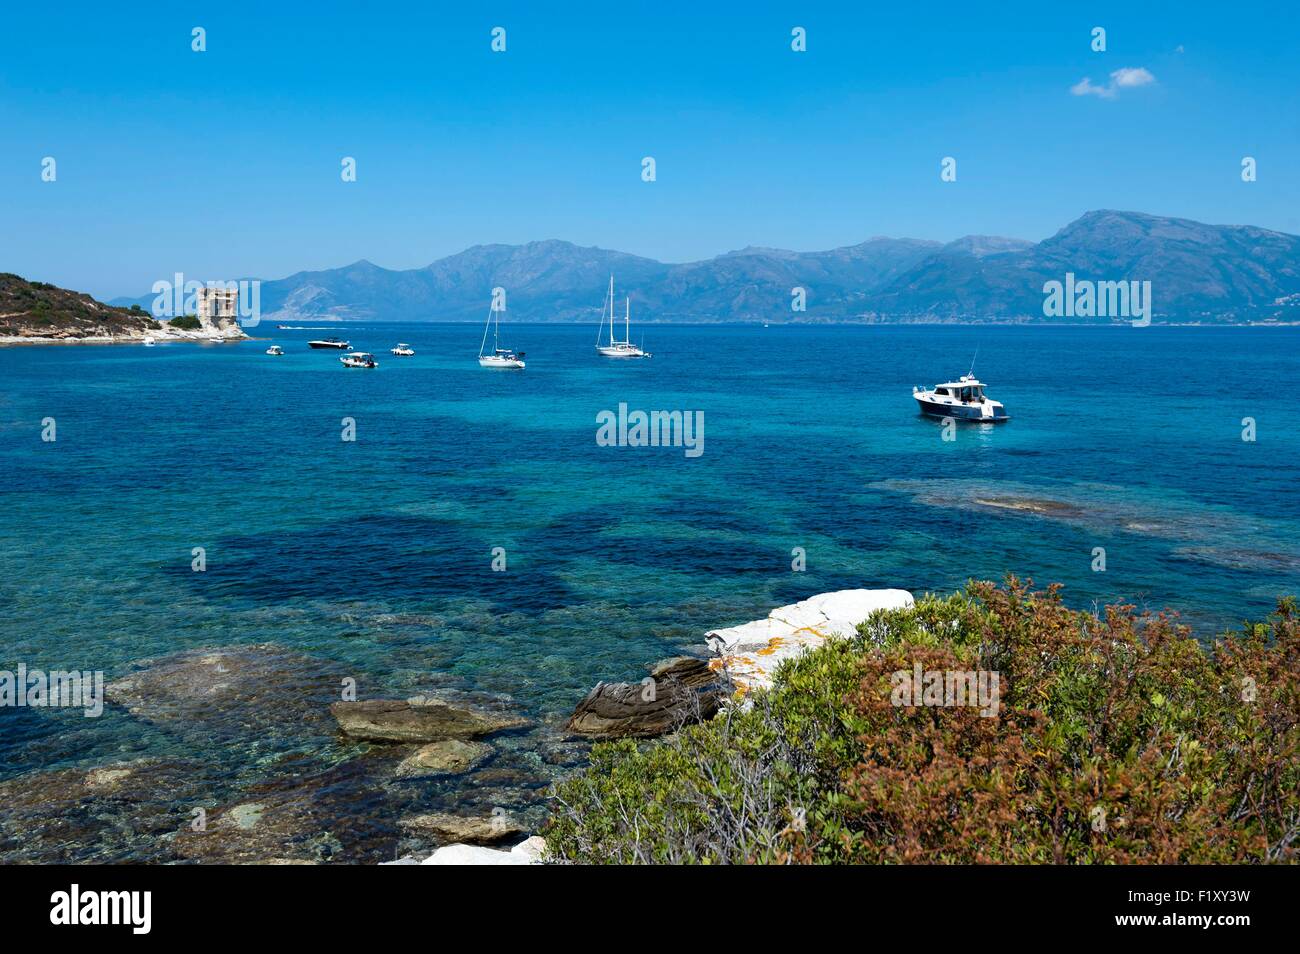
110,211,1300,324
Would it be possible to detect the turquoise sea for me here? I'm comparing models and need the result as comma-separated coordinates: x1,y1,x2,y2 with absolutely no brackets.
2,323,1298,862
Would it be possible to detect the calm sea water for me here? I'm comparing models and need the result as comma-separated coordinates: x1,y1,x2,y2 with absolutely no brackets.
2,323,1298,861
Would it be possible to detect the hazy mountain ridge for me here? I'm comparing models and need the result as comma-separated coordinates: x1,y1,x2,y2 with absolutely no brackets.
109,212,1300,324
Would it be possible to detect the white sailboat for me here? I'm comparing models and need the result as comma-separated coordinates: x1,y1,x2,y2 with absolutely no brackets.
478,299,525,369
596,276,651,358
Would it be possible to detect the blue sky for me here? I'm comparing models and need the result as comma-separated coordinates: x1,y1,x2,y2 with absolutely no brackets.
1,1,1297,299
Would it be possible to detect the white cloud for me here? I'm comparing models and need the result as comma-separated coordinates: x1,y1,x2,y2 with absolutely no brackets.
1112,67,1156,88
1070,66,1157,99
1070,77,1112,98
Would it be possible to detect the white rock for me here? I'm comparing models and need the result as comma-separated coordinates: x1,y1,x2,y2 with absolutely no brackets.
418,836,546,866
709,589,914,697
704,617,797,654
511,836,547,862
421,844,526,865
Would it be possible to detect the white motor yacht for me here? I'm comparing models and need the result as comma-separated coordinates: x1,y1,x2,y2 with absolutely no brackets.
913,374,1008,422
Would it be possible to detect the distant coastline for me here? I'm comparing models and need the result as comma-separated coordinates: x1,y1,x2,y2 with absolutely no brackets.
0,329,248,347
103,210,1300,327
1,271,248,346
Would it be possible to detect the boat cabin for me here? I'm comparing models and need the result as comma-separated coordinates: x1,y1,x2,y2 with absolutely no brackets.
934,377,985,403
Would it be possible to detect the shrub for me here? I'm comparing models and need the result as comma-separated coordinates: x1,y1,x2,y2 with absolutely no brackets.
544,579,1299,864
168,314,201,330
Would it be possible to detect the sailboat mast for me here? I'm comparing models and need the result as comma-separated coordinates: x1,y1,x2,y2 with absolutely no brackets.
608,275,615,346
625,296,630,344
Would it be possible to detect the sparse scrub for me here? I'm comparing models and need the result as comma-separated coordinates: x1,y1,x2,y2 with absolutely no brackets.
545,579,1299,864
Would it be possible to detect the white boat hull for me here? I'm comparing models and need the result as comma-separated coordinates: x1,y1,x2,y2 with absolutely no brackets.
479,355,525,369
913,392,1008,422
597,345,649,358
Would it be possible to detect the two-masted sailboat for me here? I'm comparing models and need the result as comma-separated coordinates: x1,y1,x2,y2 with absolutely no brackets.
478,298,525,369
596,276,651,358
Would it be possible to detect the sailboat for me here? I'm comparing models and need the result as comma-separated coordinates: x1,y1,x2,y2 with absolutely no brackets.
478,299,525,369
596,276,651,358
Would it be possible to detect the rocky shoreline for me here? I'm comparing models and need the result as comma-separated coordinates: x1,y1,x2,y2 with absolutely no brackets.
0,327,247,345
398,588,917,865
0,590,914,865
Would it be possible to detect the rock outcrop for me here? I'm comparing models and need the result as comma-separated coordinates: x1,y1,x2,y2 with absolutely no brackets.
0,273,247,344
706,589,915,696
565,656,723,739
331,696,529,743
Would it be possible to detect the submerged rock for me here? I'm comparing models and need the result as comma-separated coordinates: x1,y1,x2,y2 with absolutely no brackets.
538,738,591,767
105,643,342,740
331,697,529,743
566,656,723,739
394,740,493,778
0,759,210,864
171,758,401,864
971,496,1086,517
398,811,523,844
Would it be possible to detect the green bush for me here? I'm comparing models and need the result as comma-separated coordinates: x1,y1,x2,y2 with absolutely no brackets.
545,579,1299,864
168,314,201,330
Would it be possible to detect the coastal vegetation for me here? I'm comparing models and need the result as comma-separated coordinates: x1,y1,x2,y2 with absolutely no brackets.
545,579,1299,864
166,314,202,331
0,272,160,338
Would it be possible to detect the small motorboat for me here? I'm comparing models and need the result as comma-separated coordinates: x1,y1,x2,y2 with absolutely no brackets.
913,374,1008,422
340,351,378,368
309,338,350,349
265,345,284,355
478,348,525,369
143,336,156,347
391,343,415,356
